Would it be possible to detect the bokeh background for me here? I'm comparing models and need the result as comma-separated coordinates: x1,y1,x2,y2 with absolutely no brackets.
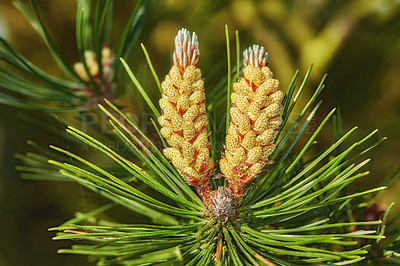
0,0,399,265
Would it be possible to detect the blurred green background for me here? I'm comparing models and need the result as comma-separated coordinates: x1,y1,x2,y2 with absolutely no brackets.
0,0,399,265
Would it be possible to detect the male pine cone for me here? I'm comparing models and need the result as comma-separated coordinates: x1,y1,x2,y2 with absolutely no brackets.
158,28,214,189
220,45,283,199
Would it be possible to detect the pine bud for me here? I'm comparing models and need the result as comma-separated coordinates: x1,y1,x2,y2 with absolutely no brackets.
159,28,214,187
221,45,283,198
73,46,114,82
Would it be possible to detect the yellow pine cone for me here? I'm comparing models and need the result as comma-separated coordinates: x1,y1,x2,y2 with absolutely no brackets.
158,28,214,187
220,45,283,198
73,46,114,82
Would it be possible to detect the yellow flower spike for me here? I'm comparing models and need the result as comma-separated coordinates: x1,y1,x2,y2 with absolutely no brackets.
221,44,283,199
158,28,214,189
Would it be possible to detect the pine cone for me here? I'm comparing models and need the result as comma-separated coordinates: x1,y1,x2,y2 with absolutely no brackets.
220,45,283,198
158,28,214,188
73,46,114,82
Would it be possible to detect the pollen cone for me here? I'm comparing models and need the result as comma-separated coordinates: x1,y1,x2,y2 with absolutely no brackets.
158,28,214,189
220,45,283,199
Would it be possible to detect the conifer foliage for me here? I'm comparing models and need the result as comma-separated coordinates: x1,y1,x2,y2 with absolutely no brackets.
1,1,399,265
